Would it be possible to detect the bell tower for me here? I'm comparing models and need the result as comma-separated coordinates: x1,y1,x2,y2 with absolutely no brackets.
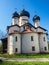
33,15,40,27
19,9,30,26
12,11,19,25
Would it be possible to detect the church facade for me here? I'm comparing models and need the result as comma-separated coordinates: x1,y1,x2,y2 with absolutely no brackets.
6,9,48,54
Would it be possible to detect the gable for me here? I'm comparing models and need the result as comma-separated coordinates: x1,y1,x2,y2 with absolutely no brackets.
38,26,47,31
20,23,36,32
22,29,33,33
37,27,47,33
8,26,19,34
31,27,36,32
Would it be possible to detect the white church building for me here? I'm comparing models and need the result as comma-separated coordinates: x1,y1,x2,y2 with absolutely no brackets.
1,9,48,54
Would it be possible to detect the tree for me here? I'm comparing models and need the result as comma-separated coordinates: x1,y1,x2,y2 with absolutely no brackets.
0,43,2,53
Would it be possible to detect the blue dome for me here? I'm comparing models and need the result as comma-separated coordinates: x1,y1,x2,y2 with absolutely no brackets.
33,15,40,22
12,11,19,18
19,9,30,17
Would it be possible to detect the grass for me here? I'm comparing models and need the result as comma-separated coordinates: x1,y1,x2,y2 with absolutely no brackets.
0,61,49,65
0,53,49,58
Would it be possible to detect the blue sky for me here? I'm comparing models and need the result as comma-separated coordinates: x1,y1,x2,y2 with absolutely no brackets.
0,0,49,33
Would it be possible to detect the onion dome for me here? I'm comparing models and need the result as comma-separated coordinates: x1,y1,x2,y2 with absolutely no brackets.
12,11,19,18
33,15,40,22
19,9,30,17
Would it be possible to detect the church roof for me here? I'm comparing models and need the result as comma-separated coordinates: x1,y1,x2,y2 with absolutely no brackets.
19,9,30,17
7,24,20,30
22,29,33,33
20,23,36,29
33,15,40,21
37,26,47,31
12,11,19,18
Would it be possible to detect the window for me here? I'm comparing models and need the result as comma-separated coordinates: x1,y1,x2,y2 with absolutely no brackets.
15,48,18,52
43,37,46,41
32,46,35,51
26,26,30,29
15,36,17,41
31,36,33,41
44,47,47,51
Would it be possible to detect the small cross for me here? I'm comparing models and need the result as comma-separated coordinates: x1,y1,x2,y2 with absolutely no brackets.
22,5,25,9
22,0,25,9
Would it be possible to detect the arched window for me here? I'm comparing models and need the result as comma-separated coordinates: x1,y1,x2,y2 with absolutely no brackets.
43,37,45,41
32,46,35,51
44,47,47,51
31,36,33,41
15,36,17,41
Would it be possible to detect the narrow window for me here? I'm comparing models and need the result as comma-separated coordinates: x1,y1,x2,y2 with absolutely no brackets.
15,48,18,52
43,37,45,41
32,46,35,51
44,47,47,51
31,36,33,41
15,36,17,41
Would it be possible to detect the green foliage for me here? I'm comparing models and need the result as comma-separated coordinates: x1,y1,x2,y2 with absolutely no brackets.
0,44,2,53
0,53,49,58
0,61,49,65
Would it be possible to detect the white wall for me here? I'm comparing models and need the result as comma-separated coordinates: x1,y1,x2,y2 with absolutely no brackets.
22,33,40,53
34,20,40,27
8,35,14,54
12,17,19,25
7,32,48,54
13,34,21,54
39,34,48,52
8,34,21,54
19,16,29,26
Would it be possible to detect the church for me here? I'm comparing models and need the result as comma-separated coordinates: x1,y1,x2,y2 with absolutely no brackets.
1,9,48,54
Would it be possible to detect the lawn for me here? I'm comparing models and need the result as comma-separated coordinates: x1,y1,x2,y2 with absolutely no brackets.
0,61,49,65
0,53,49,58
